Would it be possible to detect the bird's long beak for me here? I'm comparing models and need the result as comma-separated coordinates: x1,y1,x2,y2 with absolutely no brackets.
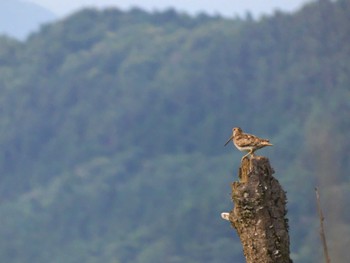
224,135,234,146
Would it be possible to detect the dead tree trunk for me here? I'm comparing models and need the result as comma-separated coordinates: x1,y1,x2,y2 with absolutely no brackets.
225,156,292,263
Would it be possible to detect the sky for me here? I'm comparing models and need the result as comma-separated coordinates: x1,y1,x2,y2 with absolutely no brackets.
25,0,314,18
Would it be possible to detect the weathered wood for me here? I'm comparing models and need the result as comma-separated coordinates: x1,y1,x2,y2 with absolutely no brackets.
226,156,292,263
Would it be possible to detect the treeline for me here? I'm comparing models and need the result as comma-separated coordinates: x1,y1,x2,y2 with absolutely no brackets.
0,0,349,262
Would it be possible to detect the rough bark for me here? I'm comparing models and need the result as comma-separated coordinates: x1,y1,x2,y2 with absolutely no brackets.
226,156,292,263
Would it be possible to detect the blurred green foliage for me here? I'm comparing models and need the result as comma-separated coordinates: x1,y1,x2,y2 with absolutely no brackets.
0,0,349,262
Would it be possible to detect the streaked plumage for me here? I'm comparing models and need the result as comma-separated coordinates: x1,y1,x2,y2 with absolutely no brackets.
224,127,272,159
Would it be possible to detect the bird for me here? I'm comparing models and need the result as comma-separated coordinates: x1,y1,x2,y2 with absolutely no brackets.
224,127,272,160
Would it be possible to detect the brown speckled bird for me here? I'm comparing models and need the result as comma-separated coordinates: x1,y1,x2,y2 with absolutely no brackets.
224,127,272,159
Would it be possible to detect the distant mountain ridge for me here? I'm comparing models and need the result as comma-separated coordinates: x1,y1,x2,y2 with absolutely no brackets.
0,0,56,39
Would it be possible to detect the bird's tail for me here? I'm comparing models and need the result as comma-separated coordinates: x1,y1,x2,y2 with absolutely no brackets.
262,141,273,146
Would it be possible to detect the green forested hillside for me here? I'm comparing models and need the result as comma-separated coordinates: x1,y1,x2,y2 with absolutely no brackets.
0,0,349,262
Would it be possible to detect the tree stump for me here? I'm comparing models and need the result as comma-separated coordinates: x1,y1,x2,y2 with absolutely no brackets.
224,156,292,263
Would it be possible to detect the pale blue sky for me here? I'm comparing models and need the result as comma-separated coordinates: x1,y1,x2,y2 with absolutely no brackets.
25,0,314,18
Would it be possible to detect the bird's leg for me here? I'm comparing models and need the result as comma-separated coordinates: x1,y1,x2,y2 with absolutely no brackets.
241,151,250,163
249,149,255,171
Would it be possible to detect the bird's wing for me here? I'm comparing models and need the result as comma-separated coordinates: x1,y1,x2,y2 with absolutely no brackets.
235,134,270,147
235,134,259,147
